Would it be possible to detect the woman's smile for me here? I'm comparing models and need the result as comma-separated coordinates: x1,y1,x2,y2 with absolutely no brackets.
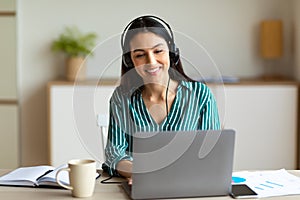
145,66,162,75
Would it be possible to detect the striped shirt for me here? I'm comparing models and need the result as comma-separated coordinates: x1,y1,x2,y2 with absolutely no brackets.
104,80,220,176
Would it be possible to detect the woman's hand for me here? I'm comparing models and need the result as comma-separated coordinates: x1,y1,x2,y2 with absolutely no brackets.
127,177,133,185
116,160,132,179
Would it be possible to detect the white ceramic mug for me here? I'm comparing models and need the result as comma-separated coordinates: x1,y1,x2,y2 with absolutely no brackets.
56,159,96,198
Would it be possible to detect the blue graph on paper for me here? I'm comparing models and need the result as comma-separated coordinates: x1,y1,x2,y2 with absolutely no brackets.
254,180,284,190
232,176,246,183
232,169,300,198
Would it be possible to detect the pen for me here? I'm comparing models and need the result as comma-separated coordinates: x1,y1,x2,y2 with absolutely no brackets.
36,170,53,181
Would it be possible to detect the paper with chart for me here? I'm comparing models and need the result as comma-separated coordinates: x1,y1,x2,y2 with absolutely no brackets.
232,169,300,198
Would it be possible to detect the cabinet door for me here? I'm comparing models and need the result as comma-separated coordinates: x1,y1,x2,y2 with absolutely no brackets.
48,84,115,167
0,0,18,168
0,16,17,99
214,85,297,170
0,105,19,168
0,0,15,11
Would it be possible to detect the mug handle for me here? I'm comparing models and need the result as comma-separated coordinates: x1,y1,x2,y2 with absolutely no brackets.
56,167,73,190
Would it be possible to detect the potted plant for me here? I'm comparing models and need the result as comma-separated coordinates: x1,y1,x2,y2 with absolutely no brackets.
51,26,98,81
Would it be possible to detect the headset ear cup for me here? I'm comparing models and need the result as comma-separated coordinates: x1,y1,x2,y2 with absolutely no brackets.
123,52,133,68
170,47,179,66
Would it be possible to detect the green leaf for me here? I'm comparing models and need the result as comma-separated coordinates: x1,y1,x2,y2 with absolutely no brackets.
51,26,98,57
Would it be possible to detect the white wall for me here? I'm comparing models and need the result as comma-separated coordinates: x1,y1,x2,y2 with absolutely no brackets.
17,0,295,166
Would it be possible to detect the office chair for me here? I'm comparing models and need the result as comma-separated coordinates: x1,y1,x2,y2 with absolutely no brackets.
96,114,109,161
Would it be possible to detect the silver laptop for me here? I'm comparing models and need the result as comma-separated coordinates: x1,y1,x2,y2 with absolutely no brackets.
122,129,235,200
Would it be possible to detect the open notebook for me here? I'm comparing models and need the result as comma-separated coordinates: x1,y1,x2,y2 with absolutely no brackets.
0,164,100,188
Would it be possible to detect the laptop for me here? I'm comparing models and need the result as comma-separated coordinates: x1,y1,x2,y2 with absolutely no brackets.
122,129,235,200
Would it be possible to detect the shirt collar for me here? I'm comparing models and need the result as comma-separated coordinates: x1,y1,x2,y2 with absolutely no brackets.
178,80,193,92
129,80,194,96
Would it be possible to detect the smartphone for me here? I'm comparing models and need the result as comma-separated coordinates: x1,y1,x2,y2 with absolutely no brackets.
230,184,258,199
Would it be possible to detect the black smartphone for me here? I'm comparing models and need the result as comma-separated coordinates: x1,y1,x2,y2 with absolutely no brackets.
230,184,258,199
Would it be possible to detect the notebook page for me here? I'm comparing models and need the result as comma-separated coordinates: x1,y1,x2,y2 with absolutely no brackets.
0,166,54,184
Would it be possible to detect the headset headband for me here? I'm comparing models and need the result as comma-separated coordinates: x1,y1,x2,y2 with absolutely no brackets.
121,15,175,52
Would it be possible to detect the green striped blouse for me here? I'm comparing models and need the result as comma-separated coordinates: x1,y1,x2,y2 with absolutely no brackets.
104,80,220,176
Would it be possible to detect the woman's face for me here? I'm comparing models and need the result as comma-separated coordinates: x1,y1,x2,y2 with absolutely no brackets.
129,32,170,84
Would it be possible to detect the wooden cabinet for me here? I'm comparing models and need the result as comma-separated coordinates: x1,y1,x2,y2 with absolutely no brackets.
0,16,17,99
0,0,19,168
0,0,15,11
0,105,18,168
48,80,298,170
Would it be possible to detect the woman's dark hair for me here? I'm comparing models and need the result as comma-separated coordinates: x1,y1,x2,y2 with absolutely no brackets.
120,16,194,92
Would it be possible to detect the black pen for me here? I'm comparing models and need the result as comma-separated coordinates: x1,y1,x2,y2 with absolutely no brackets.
36,170,53,181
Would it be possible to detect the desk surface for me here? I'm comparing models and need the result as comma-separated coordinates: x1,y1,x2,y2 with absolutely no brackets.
0,169,300,200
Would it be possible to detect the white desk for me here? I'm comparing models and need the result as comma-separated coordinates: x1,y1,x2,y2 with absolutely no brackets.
0,170,300,199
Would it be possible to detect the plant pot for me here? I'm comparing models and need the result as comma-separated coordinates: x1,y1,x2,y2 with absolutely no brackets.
65,56,86,81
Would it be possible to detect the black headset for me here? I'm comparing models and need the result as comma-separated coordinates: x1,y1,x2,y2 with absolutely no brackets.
121,15,180,68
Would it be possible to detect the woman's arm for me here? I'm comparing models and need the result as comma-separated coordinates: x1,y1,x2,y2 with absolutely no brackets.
104,113,132,176
104,92,133,176
199,85,221,130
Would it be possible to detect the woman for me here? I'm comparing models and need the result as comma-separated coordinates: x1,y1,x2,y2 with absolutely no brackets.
103,15,220,178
